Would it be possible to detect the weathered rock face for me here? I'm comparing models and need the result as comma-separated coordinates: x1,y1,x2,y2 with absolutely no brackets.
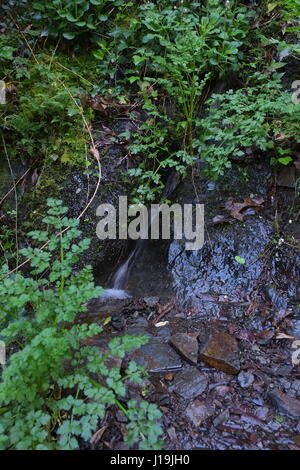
61,142,130,276
167,161,300,321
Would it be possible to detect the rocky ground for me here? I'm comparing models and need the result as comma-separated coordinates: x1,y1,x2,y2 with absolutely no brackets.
80,155,300,450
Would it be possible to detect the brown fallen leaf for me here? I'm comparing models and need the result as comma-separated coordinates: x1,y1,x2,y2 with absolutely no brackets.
253,330,275,343
90,146,100,161
164,372,175,381
90,425,108,445
226,197,265,221
212,215,235,225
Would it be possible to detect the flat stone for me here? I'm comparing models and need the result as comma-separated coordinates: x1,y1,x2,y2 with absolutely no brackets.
185,399,215,427
268,388,300,419
131,340,182,373
199,330,240,375
169,366,208,399
169,332,199,365
238,370,255,388
274,365,293,377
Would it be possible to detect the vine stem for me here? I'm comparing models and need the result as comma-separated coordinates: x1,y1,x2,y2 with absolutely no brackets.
0,167,31,206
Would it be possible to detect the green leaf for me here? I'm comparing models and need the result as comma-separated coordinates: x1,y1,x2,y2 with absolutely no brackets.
63,32,76,40
234,256,246,265
278,156,292,165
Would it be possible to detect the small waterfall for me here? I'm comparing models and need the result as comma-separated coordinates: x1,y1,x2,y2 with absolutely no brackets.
111,170,180,291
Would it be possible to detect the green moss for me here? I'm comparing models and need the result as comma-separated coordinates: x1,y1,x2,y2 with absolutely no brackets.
21,163,71,232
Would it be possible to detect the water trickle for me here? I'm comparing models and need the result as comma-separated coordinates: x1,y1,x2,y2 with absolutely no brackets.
111,170,180,291
100,288,131,300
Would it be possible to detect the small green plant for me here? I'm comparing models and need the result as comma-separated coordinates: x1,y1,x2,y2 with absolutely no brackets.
2,59,93,166
0,199,163,450
193,72,300,179
122,0,253,201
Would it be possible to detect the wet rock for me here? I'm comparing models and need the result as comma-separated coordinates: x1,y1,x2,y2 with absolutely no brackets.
169,332,199,365
143,296,159,308
126,317,151,336
279,378,291,391
268,388,300,419
289,319,300,339
131,340,182,373
274,365,293,377
62,144,130,272
169,366,208,399
277,166,295,188
185,400,215,427
199,331,240,375
264,285,288,311
168,163,274,318
213,409,230,428
292,380,300,396
237,370,255,388
270,245,300,300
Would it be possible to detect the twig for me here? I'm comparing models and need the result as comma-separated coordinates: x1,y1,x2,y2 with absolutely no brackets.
1,133,19,269
0,167,31,206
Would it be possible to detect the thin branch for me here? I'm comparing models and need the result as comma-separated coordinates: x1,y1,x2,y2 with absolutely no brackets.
0,167,31,206
1,133,19,269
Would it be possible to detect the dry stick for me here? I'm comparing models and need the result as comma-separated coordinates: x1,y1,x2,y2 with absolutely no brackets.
1,134,19,269
0,167,31,206
6,18,102,276
8,151,101,276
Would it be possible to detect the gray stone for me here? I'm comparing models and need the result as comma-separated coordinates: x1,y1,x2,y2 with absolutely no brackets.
131,340,182,373
185,399,215,427
143,296,159,308
268,388,300,419
170,366,208,399
169,332,199,365
238,370,255,388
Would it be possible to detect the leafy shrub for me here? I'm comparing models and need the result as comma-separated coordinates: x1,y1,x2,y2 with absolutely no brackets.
0,199,163,450
193,72,300,178
123,0,253,201
31,0,135,41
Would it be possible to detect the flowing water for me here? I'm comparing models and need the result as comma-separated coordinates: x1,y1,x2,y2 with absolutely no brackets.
109,170,180,295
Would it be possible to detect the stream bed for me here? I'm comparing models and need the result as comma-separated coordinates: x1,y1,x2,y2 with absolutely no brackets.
88,159,300,450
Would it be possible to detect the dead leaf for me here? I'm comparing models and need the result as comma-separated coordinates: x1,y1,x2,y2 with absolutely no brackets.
212,215,234,225
164,372,175,381
90,146,100,161
224,197,264,221
90,425,108,445
276,332,295,339
254,330,275,343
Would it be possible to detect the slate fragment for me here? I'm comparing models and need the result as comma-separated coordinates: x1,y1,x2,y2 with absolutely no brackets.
199,330,240,375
